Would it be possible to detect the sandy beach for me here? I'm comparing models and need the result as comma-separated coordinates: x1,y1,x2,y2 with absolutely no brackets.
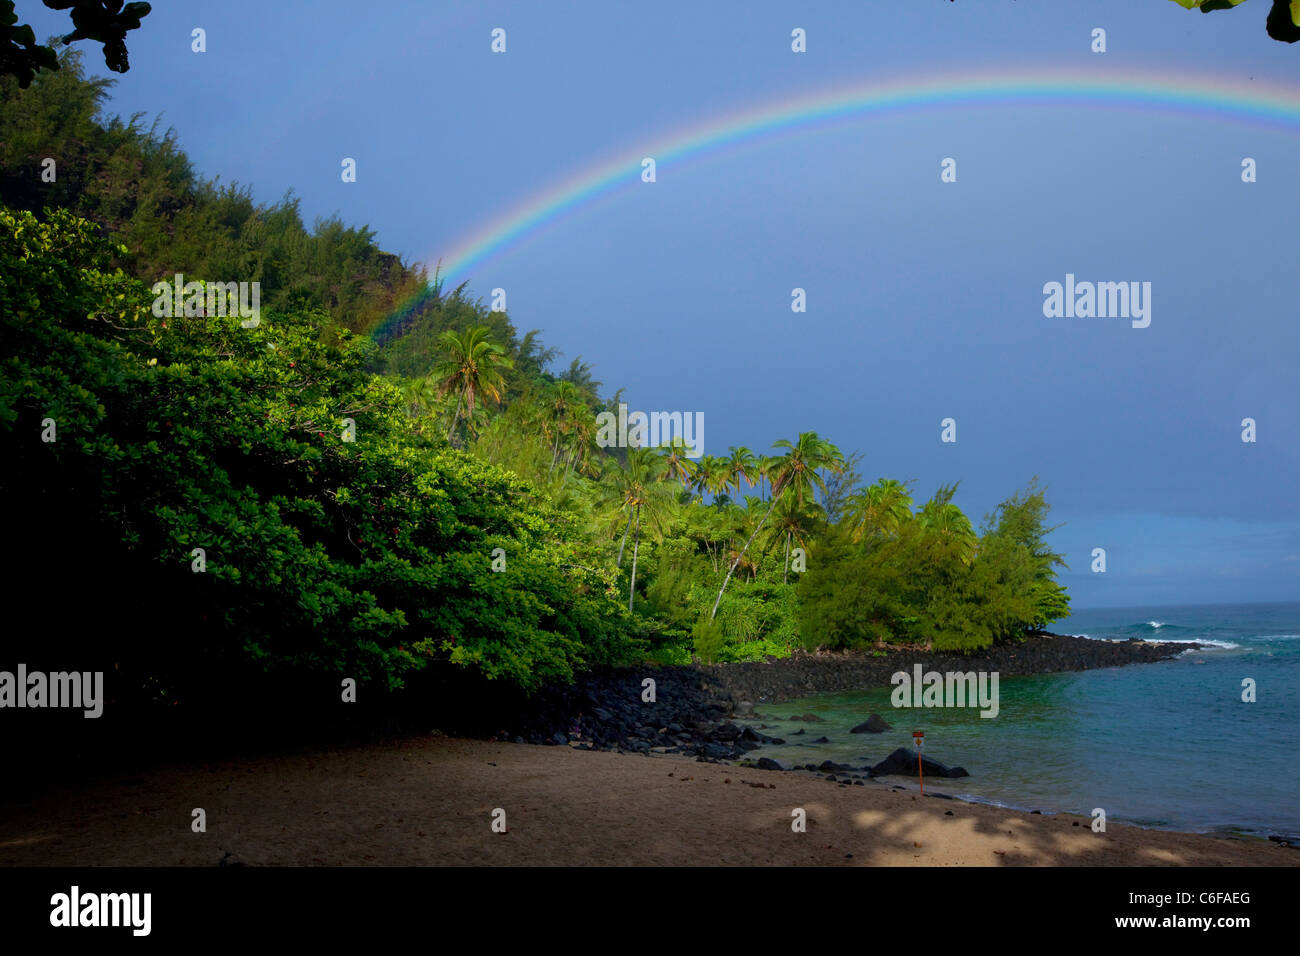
1,736,1292,867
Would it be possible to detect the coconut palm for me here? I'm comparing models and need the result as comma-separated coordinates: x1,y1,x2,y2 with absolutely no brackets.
764,495,824,584
562,415,600,478
724,542,760,583
710,431,838,617
657,437,697,489
544,380,586,472
604,447,674,610
845,478,915,542
431,326,514,446
690,455,730,504
770,432,835,506
755,454,780,501
726,446,757,497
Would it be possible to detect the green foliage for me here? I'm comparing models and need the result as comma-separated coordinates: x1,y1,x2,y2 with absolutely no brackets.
691,616,726,664
0,60,1075,701
0,206,637,695
797,524,922,650
799,480,1070,654
0,49,430,334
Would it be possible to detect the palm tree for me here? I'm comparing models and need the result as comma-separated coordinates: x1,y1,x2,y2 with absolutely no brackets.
690,455,730,504
755,454,780,501
604,447,673,610
561,412,599,477
726,446,757,497
845,478,915,542
657,438,697,489
398,376,443,437
431,326,514,446
711,431,837,618
770,432,835,506
767,495,824,584
544,380,586,472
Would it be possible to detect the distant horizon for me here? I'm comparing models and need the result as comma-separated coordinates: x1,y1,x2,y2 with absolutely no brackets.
1065,598,1300,614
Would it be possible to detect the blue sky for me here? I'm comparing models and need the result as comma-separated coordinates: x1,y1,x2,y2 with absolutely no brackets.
21,0,1300,608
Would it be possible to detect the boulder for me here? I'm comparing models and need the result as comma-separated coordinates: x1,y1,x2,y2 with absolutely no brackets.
712,722,742,741
849,714,892,734
756,757,787,771
734,700,754,716
867,747,969,779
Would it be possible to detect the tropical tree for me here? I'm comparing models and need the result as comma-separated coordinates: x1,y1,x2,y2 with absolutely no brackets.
690,454,730,504
431,325,513,446
711,431,838,617
561,415,600,478
726,445,757,497
397,375,441,428
845,478,915,542
816,442,848,507
755,454,780,501
766,495,824,583
981,478,1071,629
917,485,978,566
770,432,836,506
604,447,674,610
657,437,697,488
544,380,587,472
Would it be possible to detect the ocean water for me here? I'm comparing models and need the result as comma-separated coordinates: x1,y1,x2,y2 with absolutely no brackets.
738,602,1300,837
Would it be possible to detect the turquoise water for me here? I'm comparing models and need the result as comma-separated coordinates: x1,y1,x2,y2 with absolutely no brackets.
738,602,1300,837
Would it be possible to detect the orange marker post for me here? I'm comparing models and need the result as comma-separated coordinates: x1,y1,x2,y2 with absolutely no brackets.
913,731,924,796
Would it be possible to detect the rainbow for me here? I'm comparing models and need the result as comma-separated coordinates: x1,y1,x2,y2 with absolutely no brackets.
373,65,1300,341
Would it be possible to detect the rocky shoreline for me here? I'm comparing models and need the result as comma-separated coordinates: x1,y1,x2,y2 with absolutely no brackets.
493,632,1198,767
701,631,1195,704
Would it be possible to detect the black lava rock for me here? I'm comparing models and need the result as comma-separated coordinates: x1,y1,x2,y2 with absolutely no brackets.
868,747,969,779
849,714,892,734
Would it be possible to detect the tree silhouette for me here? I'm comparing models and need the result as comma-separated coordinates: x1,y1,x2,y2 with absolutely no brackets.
2,1,151,88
